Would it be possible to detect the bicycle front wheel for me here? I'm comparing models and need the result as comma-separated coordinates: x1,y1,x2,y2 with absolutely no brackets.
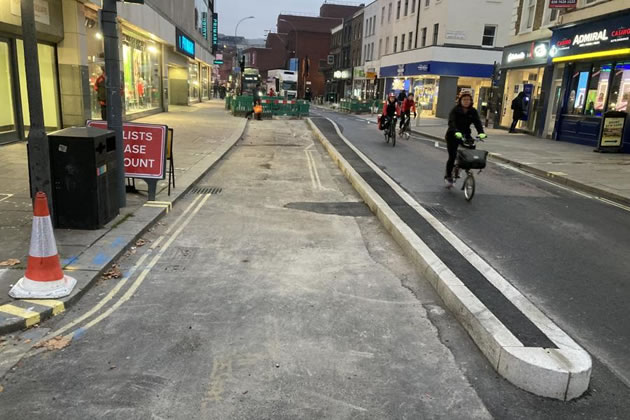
392,129,396,147
463,174,475,201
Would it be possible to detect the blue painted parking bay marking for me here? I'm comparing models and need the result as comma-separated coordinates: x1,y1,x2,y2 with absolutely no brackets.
311,117,556,349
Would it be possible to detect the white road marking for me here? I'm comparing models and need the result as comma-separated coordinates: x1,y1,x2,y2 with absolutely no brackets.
0,193,13,202
33,194,206,346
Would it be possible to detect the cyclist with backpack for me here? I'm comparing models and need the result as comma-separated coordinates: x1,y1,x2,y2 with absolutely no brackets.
381,93,401,131
444,92,487,185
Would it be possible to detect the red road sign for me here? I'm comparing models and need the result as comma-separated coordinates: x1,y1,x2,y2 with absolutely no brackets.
87,120,167,179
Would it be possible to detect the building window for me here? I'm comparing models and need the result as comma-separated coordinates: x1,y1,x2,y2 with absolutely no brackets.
382,7,385,24
394,36,398,53
482,25,497,47
379,39,383,57
401,34,406,51
388,3,392,22
386,36,390,54
421,27,427,47
608,62,630,112
397,1,401,19
411,0,416,13
433,23,439,45
408,31,413,49
404,0,409,16
425,0,430,6
523,0,536,31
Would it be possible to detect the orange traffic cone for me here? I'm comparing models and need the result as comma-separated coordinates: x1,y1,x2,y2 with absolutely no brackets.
9,192,77,299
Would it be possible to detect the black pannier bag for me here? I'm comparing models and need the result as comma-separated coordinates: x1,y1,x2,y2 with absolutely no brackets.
457,149,488,170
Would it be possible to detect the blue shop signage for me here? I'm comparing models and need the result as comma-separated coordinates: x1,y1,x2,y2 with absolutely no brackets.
550,12,630,60
380,60,494,78
176,28,195,59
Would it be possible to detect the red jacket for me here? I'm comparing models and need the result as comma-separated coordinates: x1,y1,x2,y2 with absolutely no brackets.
402,98,417,113
382,101,400,117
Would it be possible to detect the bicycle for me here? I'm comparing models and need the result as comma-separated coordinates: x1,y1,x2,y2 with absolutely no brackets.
447,137,488,202
383,115,397,147
398,113,414,140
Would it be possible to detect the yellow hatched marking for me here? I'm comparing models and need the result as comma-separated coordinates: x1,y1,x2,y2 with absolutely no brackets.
24,299,65,315
0,304,41,327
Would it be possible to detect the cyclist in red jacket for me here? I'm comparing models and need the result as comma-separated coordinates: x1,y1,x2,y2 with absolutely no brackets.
400,93,417,131
381,93,400,131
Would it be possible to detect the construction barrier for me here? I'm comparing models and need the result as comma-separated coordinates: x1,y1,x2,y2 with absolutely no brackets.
9,192,77,299
229,96,310,118
339,98,373,114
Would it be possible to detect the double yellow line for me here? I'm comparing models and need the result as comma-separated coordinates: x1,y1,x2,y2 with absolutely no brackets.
34,193,211,347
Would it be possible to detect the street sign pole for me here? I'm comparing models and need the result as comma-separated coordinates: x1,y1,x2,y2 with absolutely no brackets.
102,0,126,207
20,0,53,211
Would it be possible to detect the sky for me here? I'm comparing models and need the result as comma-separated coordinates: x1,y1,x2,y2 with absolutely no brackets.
216,0,328,39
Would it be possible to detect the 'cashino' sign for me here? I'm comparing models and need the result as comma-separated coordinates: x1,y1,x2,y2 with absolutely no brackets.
550,12,630,59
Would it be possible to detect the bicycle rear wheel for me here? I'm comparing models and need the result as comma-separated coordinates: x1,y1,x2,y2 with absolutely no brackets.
463,174,475,201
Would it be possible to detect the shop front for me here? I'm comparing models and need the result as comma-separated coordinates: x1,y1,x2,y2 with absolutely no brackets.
550,11,630,151
352,67,365,99
381,61,494,118
0,0,63,144
86,16,163,120
499,39,551,134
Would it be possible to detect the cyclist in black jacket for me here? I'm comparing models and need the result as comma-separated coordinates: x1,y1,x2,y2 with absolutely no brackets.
444,92,486,184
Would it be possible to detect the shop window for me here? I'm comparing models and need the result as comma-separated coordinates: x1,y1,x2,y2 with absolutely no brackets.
608,62,630,112
201,65,209,100
585,64,612,116
122,33,162,115
189,62,200,101
16,40,60,131
567,69,590,115
0,41,15,136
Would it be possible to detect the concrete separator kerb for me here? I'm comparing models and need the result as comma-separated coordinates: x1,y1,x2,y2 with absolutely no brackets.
307,117,592,401
0,117,248,336
410,128,630,208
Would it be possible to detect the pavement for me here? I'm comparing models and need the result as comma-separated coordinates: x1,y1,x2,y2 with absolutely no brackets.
308,107,630,417
0,101,247,334
317,105,630,206
0,119,492,419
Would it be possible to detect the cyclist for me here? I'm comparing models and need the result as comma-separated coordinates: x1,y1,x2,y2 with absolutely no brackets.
400,93,417,133
444,92,486,185
381,93,400,132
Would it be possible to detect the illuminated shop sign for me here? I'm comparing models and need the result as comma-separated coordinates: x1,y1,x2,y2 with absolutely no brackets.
202,12,208,40
212,13,219,54
550,13,630,59
502,40,550,68
176,28,195,59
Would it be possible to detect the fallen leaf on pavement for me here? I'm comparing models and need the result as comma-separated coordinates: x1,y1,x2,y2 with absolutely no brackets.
0,385,4,392
102,265,122,280
34,336,71,351
0,259,20,267
135,239,147,247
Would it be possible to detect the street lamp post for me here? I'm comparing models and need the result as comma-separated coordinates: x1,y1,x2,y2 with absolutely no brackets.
235,16,255,95
279,18,299,98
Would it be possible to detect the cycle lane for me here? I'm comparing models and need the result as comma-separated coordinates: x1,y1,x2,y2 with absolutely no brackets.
310,109,630,416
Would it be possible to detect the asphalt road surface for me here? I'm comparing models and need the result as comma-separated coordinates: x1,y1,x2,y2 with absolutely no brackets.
311,108,630,418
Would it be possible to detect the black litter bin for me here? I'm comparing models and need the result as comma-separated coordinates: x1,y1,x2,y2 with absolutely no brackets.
48,127,119,229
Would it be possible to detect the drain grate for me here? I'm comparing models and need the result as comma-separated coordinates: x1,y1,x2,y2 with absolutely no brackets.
423,205,450,219
189,186,223,195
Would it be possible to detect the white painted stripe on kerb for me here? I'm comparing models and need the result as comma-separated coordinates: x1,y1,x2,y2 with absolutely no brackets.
29,216,58,258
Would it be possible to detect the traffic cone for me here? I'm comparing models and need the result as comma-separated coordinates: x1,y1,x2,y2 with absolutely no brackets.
9,192,77,299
